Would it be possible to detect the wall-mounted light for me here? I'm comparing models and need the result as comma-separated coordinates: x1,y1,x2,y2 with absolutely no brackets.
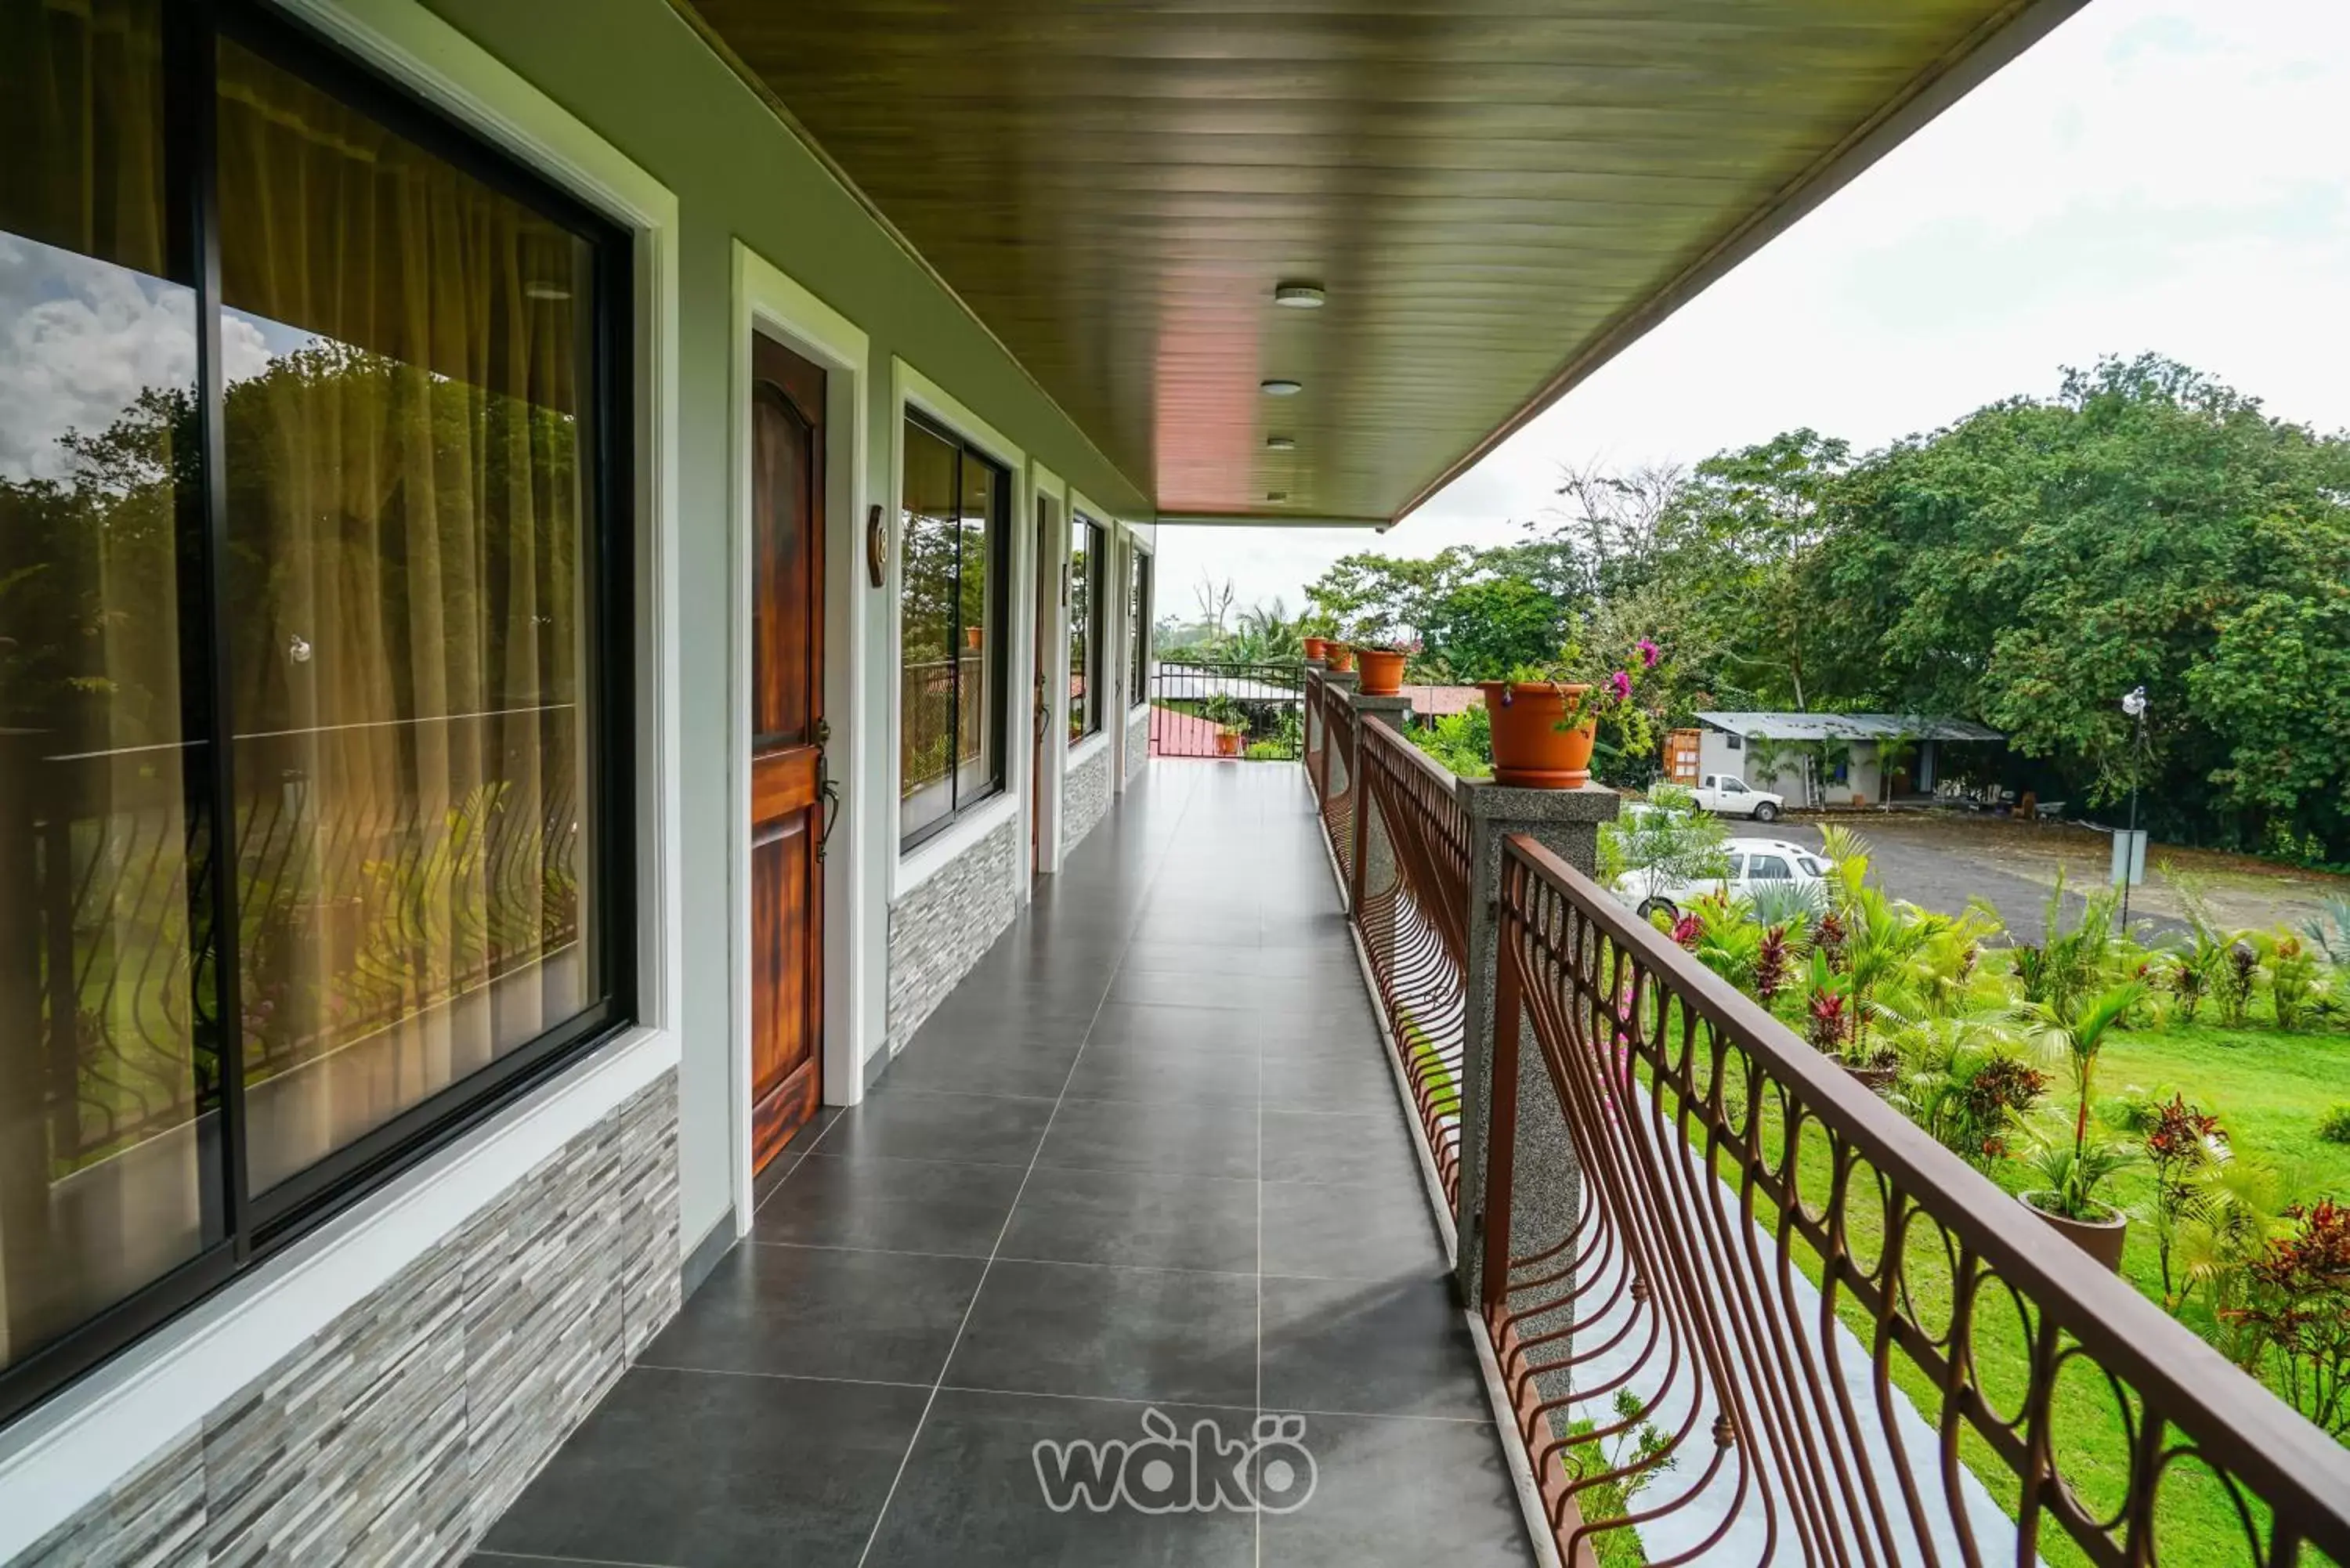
1273,282,1326,309
1265,435,1296,451
1260,379,1303,396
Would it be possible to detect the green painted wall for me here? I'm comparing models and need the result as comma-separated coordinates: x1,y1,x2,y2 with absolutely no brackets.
420,0,1148,1252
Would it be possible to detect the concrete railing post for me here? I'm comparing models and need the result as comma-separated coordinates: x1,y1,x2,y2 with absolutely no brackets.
1452,778,1618,1423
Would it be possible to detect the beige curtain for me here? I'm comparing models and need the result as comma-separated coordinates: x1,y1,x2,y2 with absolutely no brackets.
0,0,204,1367
212,38,594,1190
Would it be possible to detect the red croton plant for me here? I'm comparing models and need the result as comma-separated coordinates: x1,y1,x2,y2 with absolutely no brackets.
2225,1197,2350,1440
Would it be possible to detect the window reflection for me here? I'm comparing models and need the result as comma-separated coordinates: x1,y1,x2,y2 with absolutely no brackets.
0,0,213,1375
1069,518,1101,742
212,39,601,1193
896,417,1003,844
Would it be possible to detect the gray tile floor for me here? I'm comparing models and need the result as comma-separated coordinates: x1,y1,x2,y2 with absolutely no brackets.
475,763,1536,1568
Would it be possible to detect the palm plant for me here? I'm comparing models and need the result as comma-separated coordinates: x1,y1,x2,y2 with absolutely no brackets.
1902,901,2005,1019
2173,1157,2288,1360
1685,892,1762,990
1839,885,1943,1065
1888,1007,2043,1172
2141,1095,2229,1309
2020,1132,2140,1225
2013,866,2120,1018
1814,822,1873,912
2019,980,2146,1197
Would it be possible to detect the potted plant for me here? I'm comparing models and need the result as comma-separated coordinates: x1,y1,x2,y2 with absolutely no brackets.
2016,980,2145,1269
1202,692,1246,757
2019,1133,2138,1271
1302,635,1329,662
964,624,983,650
1340,616,1411,695
1325,642,1356,674
1479,638,1660,789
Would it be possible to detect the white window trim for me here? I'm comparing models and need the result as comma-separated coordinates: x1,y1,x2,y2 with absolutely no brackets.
1122,531,1156,775
887,359,1030,905
0,0,684,1547
1069,728,1114,771
1029,463,1070,883
1068,486,1112,744
727,241,875,1235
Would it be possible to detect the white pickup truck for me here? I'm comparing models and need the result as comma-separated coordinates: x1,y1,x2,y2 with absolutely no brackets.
1687,773,1784,822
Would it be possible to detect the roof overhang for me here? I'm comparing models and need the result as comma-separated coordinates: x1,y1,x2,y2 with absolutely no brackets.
676,0,2086,526
1698,713,2006,743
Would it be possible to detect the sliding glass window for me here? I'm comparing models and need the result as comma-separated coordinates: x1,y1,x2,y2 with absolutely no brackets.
0,0,630,1422
1068,517,1104,742
898,417,1007,846
1129,551,1153,708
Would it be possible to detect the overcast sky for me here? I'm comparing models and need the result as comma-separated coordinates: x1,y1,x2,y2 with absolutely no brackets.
1158,0,2350,623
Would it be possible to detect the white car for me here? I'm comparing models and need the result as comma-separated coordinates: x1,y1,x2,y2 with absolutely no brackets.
1688,772,1785,822
1618,836,1833,921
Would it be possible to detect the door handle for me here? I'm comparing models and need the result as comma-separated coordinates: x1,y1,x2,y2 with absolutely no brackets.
814,717,842,860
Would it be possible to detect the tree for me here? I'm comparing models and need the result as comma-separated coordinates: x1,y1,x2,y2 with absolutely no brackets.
1670,430,1852,708
1302,544,1574,681
1806,354,2350,853
1192,574,1237,639
1599,786,1730,908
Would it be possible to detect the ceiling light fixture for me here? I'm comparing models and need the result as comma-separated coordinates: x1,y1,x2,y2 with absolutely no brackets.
1265,435,1296,451
1273,282,1327,309
1260,379,1303,396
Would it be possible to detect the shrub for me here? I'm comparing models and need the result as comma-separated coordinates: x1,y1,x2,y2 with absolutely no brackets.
2219,938,2261,1028
2269,933,2319,1029
2143,1096,2229,1308
2225,1198,2350,1440
2319,1105,2350,1146
1408,703,1491,779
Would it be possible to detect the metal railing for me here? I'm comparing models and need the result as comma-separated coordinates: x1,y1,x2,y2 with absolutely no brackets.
1300,679,2350,1568
902,654,985,789
1484,831,2350,1567
1352,718,1471,1205
1147,657,1304,760
1314,673,1355,877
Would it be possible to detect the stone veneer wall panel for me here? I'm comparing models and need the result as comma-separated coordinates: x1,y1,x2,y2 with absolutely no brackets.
888,815,1016,1051
1062,742,1112,854
1124,708,1149,783
16,1072,682,1568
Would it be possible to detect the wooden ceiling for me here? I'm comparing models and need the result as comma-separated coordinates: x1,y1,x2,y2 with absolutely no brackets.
679,0,2077,525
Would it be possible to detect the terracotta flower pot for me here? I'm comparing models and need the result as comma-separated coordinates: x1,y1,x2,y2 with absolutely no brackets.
964,625,983,650
1356,648,1406,695
1844,1061,1899,1096
1214,729,1244,757
2020,1192,2128,1273
1479,681,1596,788
1326,644,1356,674
1303,636,1329,662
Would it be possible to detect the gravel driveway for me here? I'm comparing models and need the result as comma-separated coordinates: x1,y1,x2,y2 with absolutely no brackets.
1773,816,2189,947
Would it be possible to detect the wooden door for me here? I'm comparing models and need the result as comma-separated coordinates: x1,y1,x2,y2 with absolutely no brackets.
750,337,827,1171
1032,498,1053,865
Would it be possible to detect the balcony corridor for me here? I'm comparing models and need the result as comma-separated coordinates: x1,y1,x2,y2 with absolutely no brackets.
471,762,1536,1567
